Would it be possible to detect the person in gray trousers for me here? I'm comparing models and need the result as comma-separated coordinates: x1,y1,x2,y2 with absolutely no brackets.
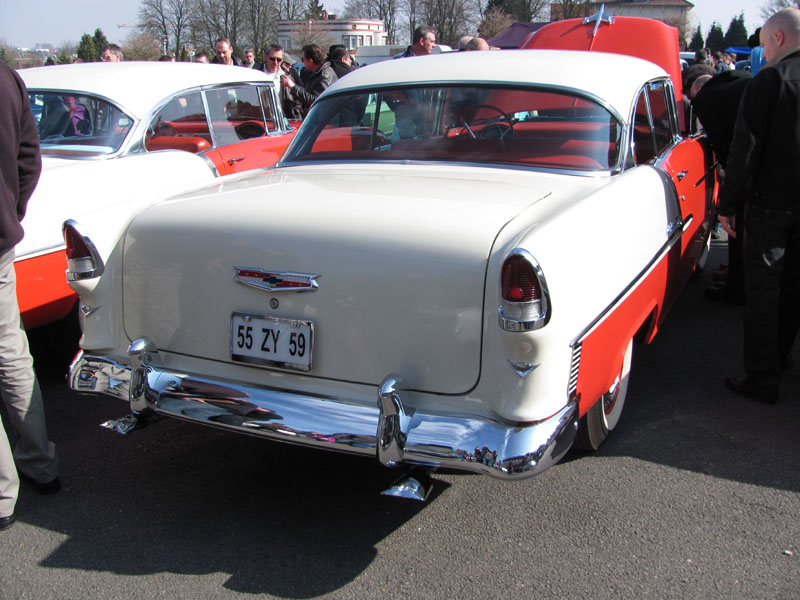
0,61,60,532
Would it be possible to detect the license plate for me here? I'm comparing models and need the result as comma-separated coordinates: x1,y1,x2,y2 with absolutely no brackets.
231,312,314,372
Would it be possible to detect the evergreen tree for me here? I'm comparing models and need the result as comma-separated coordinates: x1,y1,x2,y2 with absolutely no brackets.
689,25,704,51
723,14,748,49
706,22,724,52
56,52,71,64
77,34,97,62
93,28,110,60
305,0,326,20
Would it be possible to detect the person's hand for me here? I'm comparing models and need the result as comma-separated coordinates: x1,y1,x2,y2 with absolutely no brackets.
718,214,736,238
281,75,294,89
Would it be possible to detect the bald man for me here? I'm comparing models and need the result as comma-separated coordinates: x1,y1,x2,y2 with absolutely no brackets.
720,8,800,403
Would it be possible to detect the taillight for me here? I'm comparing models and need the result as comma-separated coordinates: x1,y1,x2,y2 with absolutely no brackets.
502,254,541,302
62,220,104,281
498,249,550,332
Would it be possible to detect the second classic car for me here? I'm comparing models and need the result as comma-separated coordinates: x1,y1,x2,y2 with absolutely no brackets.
67,14,717,499
18,62,298,328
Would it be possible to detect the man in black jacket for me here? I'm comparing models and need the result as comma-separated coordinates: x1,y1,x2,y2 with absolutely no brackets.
691,69,752,305
282,44,337,118
720,8,800,403
0,62,60,532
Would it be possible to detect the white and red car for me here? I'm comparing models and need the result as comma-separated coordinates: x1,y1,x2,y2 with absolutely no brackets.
18,62,298,328
67,15,717,498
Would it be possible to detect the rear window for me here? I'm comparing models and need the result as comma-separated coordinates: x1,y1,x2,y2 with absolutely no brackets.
29,92,134,156
282,85,621,171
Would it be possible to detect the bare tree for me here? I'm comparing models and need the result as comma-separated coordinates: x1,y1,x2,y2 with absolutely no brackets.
191,0,248,54
762,0,800,19
290,20,338,51
246,0,280,54
123,30,163,60
276,0,307,20
139,0,192,56
413,0,482,47
479,7,515,39
550,0,590,21
344,0,400,43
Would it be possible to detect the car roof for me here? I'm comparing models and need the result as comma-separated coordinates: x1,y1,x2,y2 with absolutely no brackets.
19,62,272,120
324,49,667,122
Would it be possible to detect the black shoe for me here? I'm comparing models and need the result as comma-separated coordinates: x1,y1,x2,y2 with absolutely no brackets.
21,474,61,495
704,284,746,305
724,376,780,404
0,512,16,531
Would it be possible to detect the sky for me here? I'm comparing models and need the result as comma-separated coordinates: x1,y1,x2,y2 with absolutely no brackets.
0,0,769,50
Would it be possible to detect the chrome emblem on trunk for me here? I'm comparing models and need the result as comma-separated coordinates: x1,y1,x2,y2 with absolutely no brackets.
234,267,320,292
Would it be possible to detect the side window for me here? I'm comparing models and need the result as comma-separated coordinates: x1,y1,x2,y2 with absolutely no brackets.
258,86,279,133
633,90,656,165
646,81,673,154
147,91,209,146
206,85,266,145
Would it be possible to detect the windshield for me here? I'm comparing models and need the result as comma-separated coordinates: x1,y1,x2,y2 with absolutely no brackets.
29,92,134,157
282,85,621,171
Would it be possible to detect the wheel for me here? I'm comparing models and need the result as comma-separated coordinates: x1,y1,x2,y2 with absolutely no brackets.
574,338,633,451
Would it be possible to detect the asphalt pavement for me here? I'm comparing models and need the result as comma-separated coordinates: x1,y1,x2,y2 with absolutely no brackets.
1,242,798,600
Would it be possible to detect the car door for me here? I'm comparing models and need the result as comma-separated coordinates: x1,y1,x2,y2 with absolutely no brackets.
203,84,295,175
633,81,715,286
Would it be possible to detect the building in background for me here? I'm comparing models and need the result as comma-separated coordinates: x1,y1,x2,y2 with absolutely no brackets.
278,17,387,54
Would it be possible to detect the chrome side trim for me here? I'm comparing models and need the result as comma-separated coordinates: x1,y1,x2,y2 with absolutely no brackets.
570,225,682,348
14,243,66,261
69,348,579,480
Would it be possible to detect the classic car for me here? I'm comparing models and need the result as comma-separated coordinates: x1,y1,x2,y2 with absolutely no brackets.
67,14,717,500
17,62,298,328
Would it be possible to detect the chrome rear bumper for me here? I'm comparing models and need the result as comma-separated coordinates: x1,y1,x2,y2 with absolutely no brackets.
69,338,578,480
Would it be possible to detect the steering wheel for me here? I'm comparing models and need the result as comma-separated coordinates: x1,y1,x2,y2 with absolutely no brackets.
460,104,515,141
235,121,266,140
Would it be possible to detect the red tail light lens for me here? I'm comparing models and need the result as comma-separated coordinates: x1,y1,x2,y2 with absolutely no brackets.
64,224,92,260
62,220,104,281
501,254,541,302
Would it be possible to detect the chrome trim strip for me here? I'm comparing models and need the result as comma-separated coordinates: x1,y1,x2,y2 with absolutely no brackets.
13,243,66,261
69,348,579,480
570,223,684,348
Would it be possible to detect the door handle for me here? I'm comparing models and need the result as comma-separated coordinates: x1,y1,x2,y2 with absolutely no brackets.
228,157,245,165
676,170,688,181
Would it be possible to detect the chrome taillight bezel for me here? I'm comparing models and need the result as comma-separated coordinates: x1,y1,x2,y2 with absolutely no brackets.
498,248,550,332
63,219,105,281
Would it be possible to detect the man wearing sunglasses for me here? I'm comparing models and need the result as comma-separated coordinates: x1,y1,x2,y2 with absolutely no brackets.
260,44,286,84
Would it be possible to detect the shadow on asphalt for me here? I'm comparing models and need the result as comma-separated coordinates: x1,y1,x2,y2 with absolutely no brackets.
14,243,798,596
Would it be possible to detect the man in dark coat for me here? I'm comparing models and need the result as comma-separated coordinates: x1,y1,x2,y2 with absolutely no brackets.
691,69,752,304
0,61,60,532
720,8,800,403
282,44,337,118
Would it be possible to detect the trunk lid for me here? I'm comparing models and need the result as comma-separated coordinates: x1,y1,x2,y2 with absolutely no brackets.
122,164,551,394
